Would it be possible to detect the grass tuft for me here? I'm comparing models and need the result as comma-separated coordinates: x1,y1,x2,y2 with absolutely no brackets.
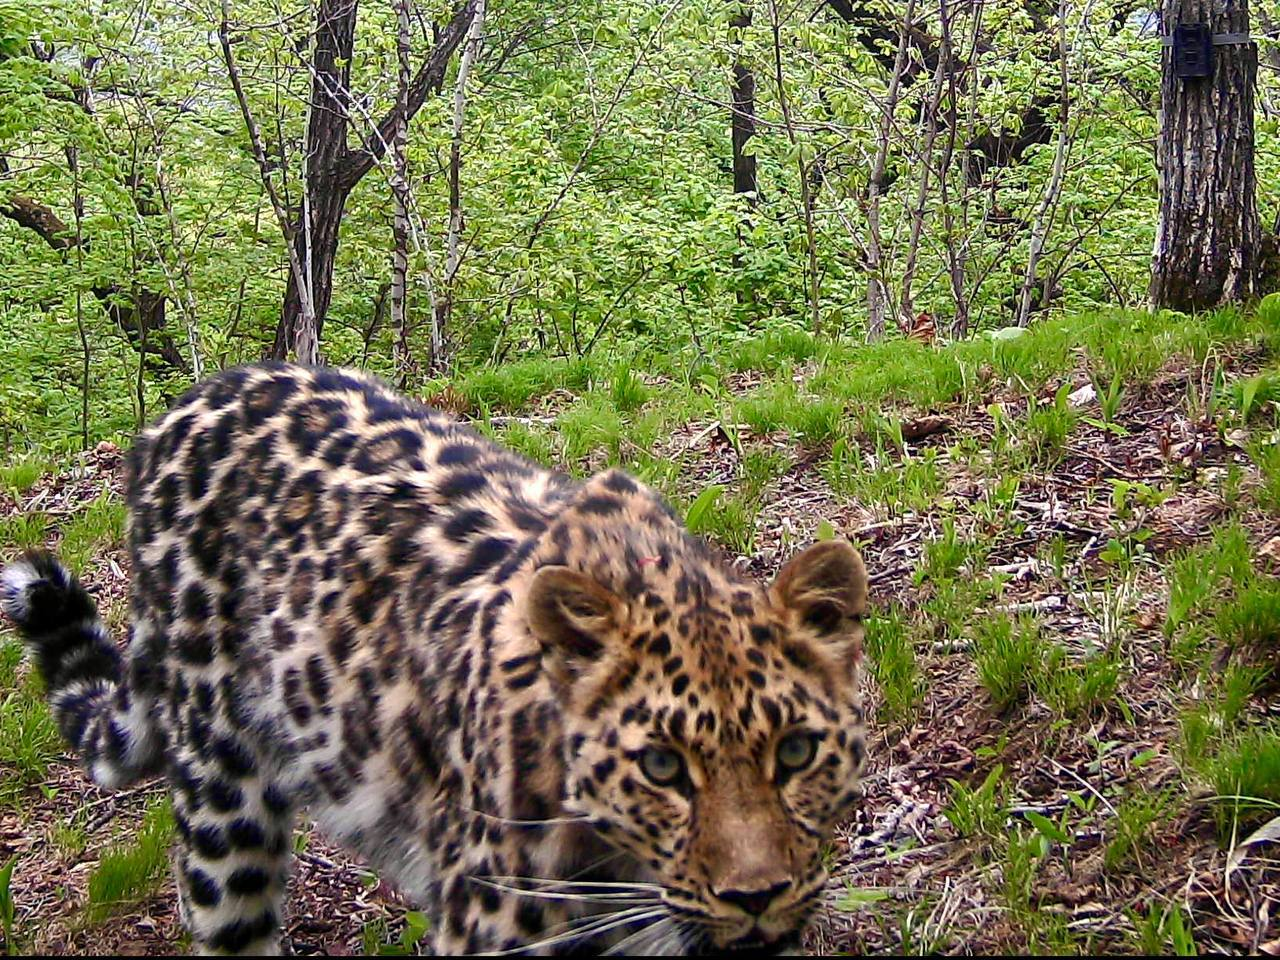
85,797,173,923
864,608,925,724
974,615,1044,712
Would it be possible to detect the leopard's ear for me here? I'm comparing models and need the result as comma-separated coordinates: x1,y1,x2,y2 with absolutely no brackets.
769,540,867,659
527,566,628,670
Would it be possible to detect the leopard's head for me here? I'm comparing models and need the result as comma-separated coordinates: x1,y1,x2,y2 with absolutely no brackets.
528,528,868,955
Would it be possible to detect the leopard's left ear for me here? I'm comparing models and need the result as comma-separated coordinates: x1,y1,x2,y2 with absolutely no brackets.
769,540,867,658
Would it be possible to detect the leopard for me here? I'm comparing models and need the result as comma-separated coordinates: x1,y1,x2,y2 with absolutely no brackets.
1,362,869,956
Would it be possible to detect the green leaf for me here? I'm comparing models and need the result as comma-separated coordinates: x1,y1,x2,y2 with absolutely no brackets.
1024,810,1071,844
816,519,836,541
686,485,723,532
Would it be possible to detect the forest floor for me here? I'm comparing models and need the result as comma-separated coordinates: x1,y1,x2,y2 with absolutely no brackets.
2,307,1280,955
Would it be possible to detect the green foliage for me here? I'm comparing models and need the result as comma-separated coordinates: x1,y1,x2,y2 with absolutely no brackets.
0,639,62,808
85,797,173,923
944,764,1006,843
1104,789,1174,873
0,855,14,956
974,615,1044,712
1033,644,1122,720
361,911,431,956
0,512,48,552
1129,902,1198,956
0,458,44,495
58,490,126,574
864,608,924,725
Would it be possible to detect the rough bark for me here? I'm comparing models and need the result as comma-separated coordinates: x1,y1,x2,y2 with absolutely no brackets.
1149,0,1258,310
730,3,757,199
271,0,477,361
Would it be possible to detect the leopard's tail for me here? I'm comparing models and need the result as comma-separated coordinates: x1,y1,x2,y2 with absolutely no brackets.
1,550,163,788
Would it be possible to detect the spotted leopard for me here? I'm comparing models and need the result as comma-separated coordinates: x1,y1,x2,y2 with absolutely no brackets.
1,363,869,955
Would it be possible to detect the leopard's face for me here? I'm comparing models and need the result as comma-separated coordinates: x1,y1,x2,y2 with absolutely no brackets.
528,540,868,954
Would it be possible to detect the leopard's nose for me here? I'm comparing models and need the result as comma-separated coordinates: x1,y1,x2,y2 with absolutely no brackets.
712,880,792,917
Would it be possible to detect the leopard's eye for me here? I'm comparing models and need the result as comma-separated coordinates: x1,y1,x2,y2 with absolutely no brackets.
640,746,685,786
776,732,818,773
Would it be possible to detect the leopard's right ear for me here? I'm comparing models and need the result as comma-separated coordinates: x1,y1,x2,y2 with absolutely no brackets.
527,567,628,670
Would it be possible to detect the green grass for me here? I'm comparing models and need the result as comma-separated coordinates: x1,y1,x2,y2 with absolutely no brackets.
1033,644,1122,720
0,639,62,808
1198,725,1280,840
1019,385,1077,467
608,365,650,412
454,356,596,412
736,382,844,447
1104,788,1174,873
724,328,823,373
0,457,45,495
85,797,173,923
974,615,1044,712
58,491,126,574
943,764,1006,844
0,512,48,552
1129,902,1198,956
497,421,559,467
1248,437,1280,514
823,440,943,516
864,608,925,724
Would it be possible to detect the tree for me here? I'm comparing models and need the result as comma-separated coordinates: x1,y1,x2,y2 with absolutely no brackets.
255,0,479,362
1149,0,1259,310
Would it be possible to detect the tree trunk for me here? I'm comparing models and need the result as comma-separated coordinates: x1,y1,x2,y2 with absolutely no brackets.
391,0,413,384
730,3,757,199
433,0,486,373
865,0,917,341
1149,0,1258,310
270,0,477,361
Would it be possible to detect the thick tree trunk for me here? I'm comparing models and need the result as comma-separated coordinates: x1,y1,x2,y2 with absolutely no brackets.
1149,0,1258,310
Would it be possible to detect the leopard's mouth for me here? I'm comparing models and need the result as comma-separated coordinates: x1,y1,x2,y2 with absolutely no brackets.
718,930,802,955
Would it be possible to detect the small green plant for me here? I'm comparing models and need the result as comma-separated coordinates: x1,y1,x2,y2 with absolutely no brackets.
609,366,649,412
1090,369,1127,428
498,422,558,468
1200,725,1280,838
1247,437,1280,514
1104,788,1173,872
683,485,756,554
974,615,1044,711
59,491,126,574
50,814,88,861
1129,901,1198,956
85,797,173,923
1020,383,1077,466
362,911,431,955
1034,644,1122,719
0,675,63,807
943,764,1006,843
1215,578,1280,669
0,457,44,495
1001,826,1044,918
864,608,925,724
0,512,48,552
0,855,15,956
916,518,968,584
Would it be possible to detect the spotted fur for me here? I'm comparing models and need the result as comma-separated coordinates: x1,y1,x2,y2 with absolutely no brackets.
0,363,870,955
